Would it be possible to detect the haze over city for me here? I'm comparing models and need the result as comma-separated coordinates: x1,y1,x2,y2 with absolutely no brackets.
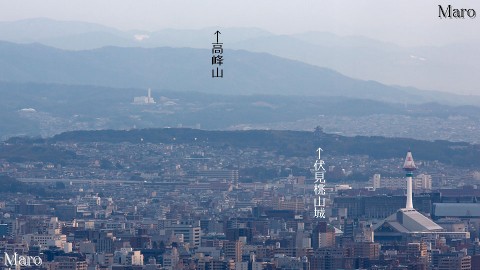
1,1,480,270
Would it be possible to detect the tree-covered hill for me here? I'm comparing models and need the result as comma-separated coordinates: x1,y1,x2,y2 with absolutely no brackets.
3,128,476,167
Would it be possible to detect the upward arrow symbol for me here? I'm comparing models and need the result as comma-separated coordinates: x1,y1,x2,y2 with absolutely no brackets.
214,31,221,43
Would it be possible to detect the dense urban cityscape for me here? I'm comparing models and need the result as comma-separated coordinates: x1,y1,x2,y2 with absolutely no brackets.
1,2,479,269
1,129,480,270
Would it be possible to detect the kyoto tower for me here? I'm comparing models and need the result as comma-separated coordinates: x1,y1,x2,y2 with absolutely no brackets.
403,150,416,209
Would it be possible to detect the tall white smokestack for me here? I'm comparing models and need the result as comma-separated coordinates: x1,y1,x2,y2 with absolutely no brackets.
148,88,151,100
403,151,416,209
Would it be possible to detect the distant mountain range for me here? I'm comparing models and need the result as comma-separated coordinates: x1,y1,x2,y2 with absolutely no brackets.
0,18,272,49
1,18,480,141
0,40,479,107
0,18,478,94
0,18,274,50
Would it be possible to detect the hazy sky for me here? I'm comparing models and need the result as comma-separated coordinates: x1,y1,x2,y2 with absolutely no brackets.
0,0,478,47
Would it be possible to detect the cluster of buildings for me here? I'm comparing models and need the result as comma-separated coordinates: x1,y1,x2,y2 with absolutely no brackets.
133,89,156,105
1,138,477,190
1,138,480,269
256,114,480,144
371,174,432,190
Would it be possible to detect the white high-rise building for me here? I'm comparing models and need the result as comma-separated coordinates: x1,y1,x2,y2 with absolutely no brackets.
414,174,432,190
373,174,381,189
113,248,144,266
372,173,432,191
166,221,201,247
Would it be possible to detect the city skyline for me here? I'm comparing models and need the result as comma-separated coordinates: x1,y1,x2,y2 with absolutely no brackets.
1,2,479,268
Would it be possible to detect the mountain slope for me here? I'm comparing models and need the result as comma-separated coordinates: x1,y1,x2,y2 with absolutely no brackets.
232,33,480,95
1,18,478,94
1,41,478,106
0,18,124,43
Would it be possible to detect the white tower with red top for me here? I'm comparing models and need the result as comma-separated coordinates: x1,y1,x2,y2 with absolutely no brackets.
403,150,416,209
